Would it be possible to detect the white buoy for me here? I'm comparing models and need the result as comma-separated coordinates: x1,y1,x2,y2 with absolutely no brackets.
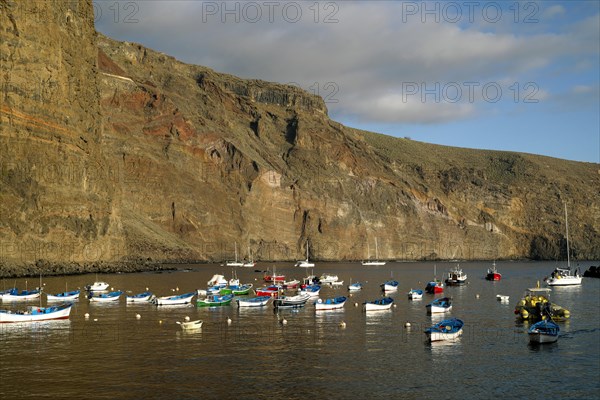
354,302,358,307
393,304,397,308
476,294,480,299
227,317,232,325
405,322,411,327
93,318,98,322
176,286,179,291
184,316,190,322
281,318,287,325
84,313,90,319
146,287,149,291
339,321,346,328
135,314,141,320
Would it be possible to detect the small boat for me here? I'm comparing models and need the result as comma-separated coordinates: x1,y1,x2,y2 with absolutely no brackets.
263,269,285,283
295,240,315,267
237,296,271,307
361,238,387,266
225,242,244,267
177,319,203,330
545,204,582,286
486,262,502,281
273,293,311,309
426,297,452,314
207,274,228,288
348,282,363,291
381,280,399,292
514,287,570,321
242,245,256,267
255,285,280,297
89,290,123,302
330,281,344,287
127,291,153,302
283,279,300,289
47,290,81,302
315,296,347,311
528,319,560,344
425,280,444,294
231,284,253,296
425,318,464,342
408,289,423,300
496,294,510,302
86,281,110,292
319,274,339,284
445,265,467,286
364,297,394,311
0,303,73,323
153,292,196,305
0,288,41,302
298,284,321,297
197,294,234,307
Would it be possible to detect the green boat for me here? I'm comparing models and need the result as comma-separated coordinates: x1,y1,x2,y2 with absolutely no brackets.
219,288,233,295
197,294,234,307
231,284,253,296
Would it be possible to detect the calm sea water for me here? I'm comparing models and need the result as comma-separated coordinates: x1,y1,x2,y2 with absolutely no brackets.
1,261,599,399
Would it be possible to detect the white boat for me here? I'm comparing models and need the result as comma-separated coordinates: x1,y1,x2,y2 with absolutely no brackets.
225,242,244,267
153,292,195,305
0,303,72,323
207,274,228,288
364,297,394,311
298,284,321,297
381,280,399,292
177,319,203,330
319,274,339,284
237,296,271,307
408,289,423,300
496,294,510,302
89,290,123,302
348,282,362,291
242,245,256,267
426,297,452,314
528,319,559,344
47,290,81,302
86,281,110,292
331,281,344,287
445,265,468,285
315,296,347,311
361,238,387,266
127,291,153,302
273,293,311,309
545,204,582,286
0,289,41,302
295,240,315,267
425,318,464,342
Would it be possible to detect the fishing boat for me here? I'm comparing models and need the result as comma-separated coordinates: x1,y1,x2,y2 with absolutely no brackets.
364,297,394,311
514,287,570,321
295,240,315,267
425,280,444,294
273,293,311,309
381,280,399,292
545,204,582,286
47,290,81,302
153,292,196,305
361,238,387,266
298,284,321,297
426,297,452,314
197,294,234,307
283,279,300,289
263,269,285,283
207,274,228,288
445,265,467,286
486,262,502,281
89,290,123,302
348,282,363,291
177,319,203,330
225,242,244,267
0,303,73,323
408,289,423,300
255,285,280,297
497,294,510,302
319,274,339,284
237,296,271,307
315,296,347,311
231,284,253,296
0,288,41,301
126,291,153,302
86,281,110,292
528,319,560,344
425,318,464,342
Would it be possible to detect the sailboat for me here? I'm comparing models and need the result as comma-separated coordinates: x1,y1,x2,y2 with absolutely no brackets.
545,203,582,286
242,245,256,267
226,242,244,267
362,238,386,266
295,240,315,268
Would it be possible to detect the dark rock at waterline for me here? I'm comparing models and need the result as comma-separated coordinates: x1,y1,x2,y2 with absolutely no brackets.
583,266,600,278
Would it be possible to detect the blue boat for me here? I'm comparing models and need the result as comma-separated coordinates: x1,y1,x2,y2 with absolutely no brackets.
237,296,271,307
315,296,347,310
408,289,423,300
528,319,560,343
89,290,123,303
299,284,321,297
425,318,464,341
381,280,399,291
364,296,394,311
127,291,153,302
0,288,41,301
348,282,363,291
426,297,452,314
47,290,81,301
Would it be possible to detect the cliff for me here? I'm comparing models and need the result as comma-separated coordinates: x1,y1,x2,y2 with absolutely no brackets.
1,1,599,276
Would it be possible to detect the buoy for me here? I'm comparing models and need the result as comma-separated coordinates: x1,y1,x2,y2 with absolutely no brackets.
280,318,287,325
405,322,411,327
393,304,397,308
93,318,98,322
146,287,149,291
184,316,190,322
159,320,163,324
354,302,358,307
476,294,480,299
339,321,346,328
176,287,179,291
227,317,232,325
135,313,141,320
84,313,90,319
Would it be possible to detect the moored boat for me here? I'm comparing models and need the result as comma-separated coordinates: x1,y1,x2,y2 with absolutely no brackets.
315,296,347,311
528,319,560,344
126,291,153,302
47,290,80,302
255,285,280,297
89,290,123,302
425,280,444,294
298,284,321,297
408,289,423,300
177,319,203,330
153,292,196,305
544,203,582,287
86,281,110,292
273,293,311,309
0,303,73,323
0,288,41,302
348,282,363,291
445,265,467,286
381,280,399,292
486,262,502,281
263,269,285,283
207,274,228,288
237,296,271,307
319,274,339,284
426,297,452,314
231,284,253,296
295,240,315,267
514,287,570,321
425,318,464,342
283,279,300,289
364,296,394,311
197,294,234,307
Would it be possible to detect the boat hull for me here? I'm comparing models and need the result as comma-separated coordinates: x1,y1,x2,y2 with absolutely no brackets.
237,296,271,307
47,291,80,301
546,276,582,286
528,332,558,343
154,293,195,305
315,297,347,310
89,291,123,302
427,304,452,314
361,261,386,266
0,304,72,323
1,292,41,301
486,273,502,281
127,293,153,302
425,318,464,342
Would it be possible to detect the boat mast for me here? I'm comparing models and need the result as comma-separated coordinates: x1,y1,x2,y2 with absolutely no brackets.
565,203,570,268
375,238,379,260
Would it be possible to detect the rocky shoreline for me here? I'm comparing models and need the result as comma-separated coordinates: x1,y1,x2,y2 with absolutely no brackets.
0,259,175,279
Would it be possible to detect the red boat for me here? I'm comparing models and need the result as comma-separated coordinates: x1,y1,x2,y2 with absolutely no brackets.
263,268,285,283
255,285,280,297
485,262,502,281
425,280,444,294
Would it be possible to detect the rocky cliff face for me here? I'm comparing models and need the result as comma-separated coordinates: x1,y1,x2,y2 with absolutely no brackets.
1,1,599,275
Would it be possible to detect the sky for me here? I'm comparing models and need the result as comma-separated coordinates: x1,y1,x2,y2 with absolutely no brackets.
94,0,600,163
